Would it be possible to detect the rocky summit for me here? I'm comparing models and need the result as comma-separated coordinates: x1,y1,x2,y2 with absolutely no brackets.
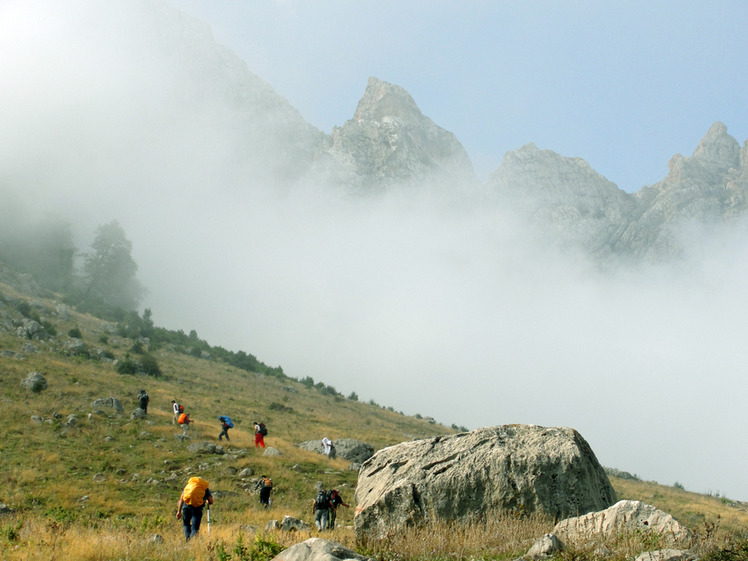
353,424,616,541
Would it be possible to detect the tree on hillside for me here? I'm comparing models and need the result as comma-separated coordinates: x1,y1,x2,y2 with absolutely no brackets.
82,221,144,310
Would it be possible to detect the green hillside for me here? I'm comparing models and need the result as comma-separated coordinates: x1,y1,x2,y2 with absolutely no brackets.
1,277,746,561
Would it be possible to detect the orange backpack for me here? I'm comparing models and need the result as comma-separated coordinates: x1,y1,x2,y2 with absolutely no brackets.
178,413,188,424
182,477,209,506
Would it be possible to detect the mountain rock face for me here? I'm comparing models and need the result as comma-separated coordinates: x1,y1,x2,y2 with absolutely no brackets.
354,425,616,541
487,122,748,261
310,77,478,193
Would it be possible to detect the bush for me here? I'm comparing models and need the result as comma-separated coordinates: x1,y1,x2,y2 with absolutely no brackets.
116,358,139,375
68,327,82,338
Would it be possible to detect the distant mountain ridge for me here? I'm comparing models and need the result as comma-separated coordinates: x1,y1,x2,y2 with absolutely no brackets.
12,0,748,263
139,1,746,263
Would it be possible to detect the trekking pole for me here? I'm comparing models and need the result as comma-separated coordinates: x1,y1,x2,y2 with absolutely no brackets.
206,503,211,535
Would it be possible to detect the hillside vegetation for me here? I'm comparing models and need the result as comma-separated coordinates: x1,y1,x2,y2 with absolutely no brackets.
1,278,746,561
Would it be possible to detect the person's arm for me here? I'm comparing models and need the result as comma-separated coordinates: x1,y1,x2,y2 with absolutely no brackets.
205,489,214,505
176,495,184,519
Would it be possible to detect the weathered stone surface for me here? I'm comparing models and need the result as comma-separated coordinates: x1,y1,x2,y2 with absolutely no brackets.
354,425,615,541
91,397,124,413
526,533,564,559
20,371,47,392
263,446,282,456
279,515,310,532
634,549,699,561
273,538,375,561
310,77,477,194
298,438,374,463
187,441,224,455
553,500,692,548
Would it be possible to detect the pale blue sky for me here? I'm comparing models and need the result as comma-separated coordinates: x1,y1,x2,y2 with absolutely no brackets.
170,0,748,191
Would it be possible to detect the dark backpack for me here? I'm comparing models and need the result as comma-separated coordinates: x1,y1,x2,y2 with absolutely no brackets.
314,490,330,510
259,423,268,436
178,404,184,413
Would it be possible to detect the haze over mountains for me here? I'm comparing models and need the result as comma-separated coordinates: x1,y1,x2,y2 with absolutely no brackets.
2,0,747,501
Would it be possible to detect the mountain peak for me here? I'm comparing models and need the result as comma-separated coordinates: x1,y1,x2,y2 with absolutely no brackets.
691,121,740,168
352,77,423,123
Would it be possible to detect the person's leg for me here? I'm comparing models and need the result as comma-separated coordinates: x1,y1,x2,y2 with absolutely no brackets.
190,506,203,538
320,509,328,531
329,508,336,529
182,505,193,540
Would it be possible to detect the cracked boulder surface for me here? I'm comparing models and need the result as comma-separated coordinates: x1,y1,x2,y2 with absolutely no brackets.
354,425,615,541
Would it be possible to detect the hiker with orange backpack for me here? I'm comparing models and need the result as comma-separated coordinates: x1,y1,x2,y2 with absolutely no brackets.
176,477,213,541
178,412,193,436
171,400,184,424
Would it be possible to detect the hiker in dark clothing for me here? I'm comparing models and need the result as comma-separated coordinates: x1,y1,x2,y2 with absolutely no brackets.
254,475,273,508
138,389,149,413
312,489,333,531
328,489,350,529
218,416,231,441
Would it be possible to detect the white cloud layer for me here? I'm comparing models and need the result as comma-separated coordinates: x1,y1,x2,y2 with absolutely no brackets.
2,0,746,502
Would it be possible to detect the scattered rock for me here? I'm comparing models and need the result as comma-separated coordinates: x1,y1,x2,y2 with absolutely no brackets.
526,533,564,559
91,397,124,413
263,447,282,456
92,473,107,483
298,438,374,463
238,468,254,479
187,441,223,455
20,371,47,392
553,500,693,548
274,538,376,561
0,503,13,515
130,408,147,420
279,515,310,532
634,549,699,561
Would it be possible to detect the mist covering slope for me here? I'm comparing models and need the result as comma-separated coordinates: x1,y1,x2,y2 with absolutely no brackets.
2,0,748,502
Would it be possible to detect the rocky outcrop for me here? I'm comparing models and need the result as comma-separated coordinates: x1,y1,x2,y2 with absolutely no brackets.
298,438,374,463
489,143,636,258
274,538,375,561
312,77,478,194
91,397,124,414
354,425,615,541
20,371,47,392
615,122,748,260
553,500,693,548
487,122,748,262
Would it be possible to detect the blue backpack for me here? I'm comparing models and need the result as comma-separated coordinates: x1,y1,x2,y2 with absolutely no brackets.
220,416,234,428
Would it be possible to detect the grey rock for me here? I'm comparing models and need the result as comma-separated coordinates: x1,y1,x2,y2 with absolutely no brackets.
279,515,310,532
20,371,47,392
298,438,374,463
238,467,254,478
91,397,124,413
274,538,376,561
553,500,693,548
187,441,224,455
635,549,700,561
263,446,282,456
0,503,13,515
354,424,615,541
92,473,106,483
526,533,564,559
130,408,147,420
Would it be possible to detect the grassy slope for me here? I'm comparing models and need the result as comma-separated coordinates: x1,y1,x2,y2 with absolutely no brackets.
1,281,746,559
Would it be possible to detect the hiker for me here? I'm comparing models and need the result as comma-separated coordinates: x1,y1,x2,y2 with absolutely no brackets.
312,489,333,531
178,412,193,436
138,389,149,414
328,489,350,530
254,421,267,448
171,400,184,424
176,476,213,541
321,436,335,459
218,415,233,441
254,474,273,508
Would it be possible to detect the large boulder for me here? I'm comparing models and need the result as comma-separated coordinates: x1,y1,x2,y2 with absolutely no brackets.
273,538,375,561
298,438,374,463
354,425,616,541
553,500,693,548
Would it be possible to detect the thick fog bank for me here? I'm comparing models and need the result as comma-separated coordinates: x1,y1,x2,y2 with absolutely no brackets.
2,0,746,502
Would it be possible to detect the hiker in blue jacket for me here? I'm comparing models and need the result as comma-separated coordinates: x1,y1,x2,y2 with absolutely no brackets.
218,415,232,441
